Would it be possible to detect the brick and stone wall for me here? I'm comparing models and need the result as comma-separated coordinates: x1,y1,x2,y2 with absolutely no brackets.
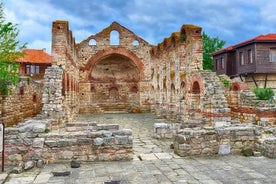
4,119,133,165
226,87,276,125
173,123,276,158
0,76,43,127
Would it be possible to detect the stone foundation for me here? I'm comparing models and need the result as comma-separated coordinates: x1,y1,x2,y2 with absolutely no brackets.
173,123,276,158
4,119,133,165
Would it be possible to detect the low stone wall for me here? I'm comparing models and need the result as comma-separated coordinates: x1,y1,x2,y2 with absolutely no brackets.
227,90,276,125
261,138,276,158
154,122,180,139
172,123,276,158
4,119,133,165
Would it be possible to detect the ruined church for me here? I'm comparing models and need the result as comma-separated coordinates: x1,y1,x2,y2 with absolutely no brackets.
2,21,276,165
42,20,230,126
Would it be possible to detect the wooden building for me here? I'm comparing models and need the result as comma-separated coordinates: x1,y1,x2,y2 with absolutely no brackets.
212,34,276,90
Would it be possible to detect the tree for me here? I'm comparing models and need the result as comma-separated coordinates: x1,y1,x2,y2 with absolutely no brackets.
0,2,26,96
202,32,225,70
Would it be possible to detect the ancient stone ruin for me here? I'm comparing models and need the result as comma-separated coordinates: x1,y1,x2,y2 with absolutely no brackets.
2,20,276,166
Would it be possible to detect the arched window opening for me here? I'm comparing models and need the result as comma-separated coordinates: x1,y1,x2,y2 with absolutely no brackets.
33,93,37,102
130,85,138,93
181,81,186,89
192,81,200,94
89,39,97,45
133,40,139,46
109,87,119,100
20,87,24,96
171,84,176,94
110,30,119,45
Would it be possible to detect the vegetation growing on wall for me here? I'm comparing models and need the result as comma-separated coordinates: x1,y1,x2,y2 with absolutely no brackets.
253,87,275,100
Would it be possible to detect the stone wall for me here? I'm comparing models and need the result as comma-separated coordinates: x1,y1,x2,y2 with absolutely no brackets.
173,123,276,158
149,25,231,126
0,77,43,127
4,119,133,165
226,89,276,125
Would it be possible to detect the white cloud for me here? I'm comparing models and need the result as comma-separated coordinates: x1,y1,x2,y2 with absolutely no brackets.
27,40,52,54
2,0,276,51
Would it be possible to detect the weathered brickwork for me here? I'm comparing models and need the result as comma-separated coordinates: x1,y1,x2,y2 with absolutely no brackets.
44,21,233,127
2,20,275,165
226,88,276,125
0,77,43,127
39,22,264,131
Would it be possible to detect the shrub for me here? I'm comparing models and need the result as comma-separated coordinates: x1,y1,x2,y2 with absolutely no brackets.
253,87,274,100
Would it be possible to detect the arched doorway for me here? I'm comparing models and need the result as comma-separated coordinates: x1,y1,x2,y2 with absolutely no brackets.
81,53,140,112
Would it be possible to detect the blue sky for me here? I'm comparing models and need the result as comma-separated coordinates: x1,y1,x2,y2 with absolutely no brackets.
2,0,276,54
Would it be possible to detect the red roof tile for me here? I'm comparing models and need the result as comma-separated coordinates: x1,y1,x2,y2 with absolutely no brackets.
18,49,51,64
212,33,276,55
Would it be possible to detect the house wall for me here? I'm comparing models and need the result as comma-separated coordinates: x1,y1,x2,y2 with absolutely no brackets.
19,63,51,80
255,43,276,73
213,53,227,75
235,44,256,74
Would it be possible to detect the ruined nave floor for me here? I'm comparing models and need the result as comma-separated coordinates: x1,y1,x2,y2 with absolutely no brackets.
2,113,276,184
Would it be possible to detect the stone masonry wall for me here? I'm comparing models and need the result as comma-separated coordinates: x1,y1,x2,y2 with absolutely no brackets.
149,25,231,127
4,119,133,165
0,77,43,127
226,89,276,125
174,124,276,158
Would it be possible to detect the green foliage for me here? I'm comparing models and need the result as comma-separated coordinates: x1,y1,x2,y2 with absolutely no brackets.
222,79,231,89
44,128,50,133
253,87,275,100
202,32,226,70
218,76,231,89
0,3,26,96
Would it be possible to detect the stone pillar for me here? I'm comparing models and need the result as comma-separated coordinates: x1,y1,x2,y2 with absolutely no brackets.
41,66,64,119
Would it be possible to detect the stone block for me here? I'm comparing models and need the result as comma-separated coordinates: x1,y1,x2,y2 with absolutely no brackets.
115,135,129,145
45,140,58,147
214,121,231,128
218,145,231,155
94,138,104,146
24,161,35,170
178,143,191,151
33,138,45,148
62,151,74,159
32,123,46,133
102,130,112,137
103,137,115,145
113,129,132,136
77,138,91,145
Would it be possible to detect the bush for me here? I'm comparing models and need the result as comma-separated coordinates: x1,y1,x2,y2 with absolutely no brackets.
253,87,275,100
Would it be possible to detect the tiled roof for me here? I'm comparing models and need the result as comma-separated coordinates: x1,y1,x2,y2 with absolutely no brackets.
18,49,51,64
212,33,276,55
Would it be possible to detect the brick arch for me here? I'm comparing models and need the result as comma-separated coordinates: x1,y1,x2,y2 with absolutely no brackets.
83,47,144,80
192,81,200,94
231,82,249,91
189,74,204,95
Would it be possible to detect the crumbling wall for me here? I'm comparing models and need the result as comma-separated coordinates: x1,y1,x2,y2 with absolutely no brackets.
173,124,276,158
226,84,276,125
150,25,230,126
0,77,43,127
4,119,133,165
